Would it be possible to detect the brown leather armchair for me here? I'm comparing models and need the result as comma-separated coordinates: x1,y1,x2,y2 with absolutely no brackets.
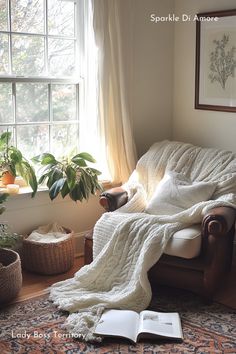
84,187,236,300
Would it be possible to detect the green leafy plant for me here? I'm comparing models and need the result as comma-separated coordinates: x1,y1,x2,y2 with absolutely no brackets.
0,193,8,215
0,131,38,197
0,193,23,250
33,152,103,202
0,223,23,250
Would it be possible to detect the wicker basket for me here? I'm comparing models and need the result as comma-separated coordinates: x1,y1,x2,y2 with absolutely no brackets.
0,248,22,304
22,227,75,275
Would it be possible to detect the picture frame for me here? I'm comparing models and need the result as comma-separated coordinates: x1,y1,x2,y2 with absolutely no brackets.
195,9,236,112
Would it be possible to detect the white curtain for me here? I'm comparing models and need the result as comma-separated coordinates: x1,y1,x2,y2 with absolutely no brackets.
92,0,137,184
79,0,108,177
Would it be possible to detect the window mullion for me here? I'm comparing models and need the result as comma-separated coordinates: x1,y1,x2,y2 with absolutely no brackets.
8,0,12,75
48,83,52,152
76,83,80,151
12,82,17,146
45,0,49,75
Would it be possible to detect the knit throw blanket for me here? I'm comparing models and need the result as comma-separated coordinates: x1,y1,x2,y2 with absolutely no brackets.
50,141,236,341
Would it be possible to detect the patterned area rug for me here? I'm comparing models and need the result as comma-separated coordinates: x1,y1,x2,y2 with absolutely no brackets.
0,286,236,354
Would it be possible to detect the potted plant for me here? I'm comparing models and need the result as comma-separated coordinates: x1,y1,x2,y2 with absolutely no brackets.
0,192,23,250
0,192,8,216
33,152,103,202
0,193,22,304
0,131,38,196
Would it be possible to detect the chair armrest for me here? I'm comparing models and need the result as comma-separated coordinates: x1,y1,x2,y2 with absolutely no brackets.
201,206,236,294
202,206,236,236
99,187,128,211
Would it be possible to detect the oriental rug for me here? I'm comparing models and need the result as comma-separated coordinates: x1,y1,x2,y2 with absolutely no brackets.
0,286,236,354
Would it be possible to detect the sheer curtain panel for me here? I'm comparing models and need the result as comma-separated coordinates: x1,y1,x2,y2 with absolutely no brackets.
92,0,137,184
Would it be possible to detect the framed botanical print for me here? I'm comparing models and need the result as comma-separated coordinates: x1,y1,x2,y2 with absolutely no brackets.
195,9,236,112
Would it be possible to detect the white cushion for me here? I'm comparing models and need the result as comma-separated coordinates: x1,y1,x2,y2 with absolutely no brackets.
164,224,201,259
145,172,216,216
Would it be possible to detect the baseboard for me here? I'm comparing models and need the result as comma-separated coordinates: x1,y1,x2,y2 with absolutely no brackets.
73,231,88,257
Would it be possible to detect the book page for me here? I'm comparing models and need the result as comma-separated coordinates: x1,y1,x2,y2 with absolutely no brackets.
95,309,140,343
138,311,183,339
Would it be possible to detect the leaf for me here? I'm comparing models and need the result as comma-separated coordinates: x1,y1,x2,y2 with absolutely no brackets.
69,183,83,202
71,157,87,167
38,173,49,185
61,181,70,198
33,153,58,165
27,165,38,197
76,152,96,163
0,131,11,150
89,167,102,175
17,161,38,197
49,178,66,200
10,148,22,163
65,165,76,190
47,168,63,189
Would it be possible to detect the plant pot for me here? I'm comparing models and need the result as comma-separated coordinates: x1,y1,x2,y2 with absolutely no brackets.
1,171,15,185
0,248,22,304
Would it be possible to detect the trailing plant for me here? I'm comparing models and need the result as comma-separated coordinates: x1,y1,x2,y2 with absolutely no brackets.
33,152,103,202
0,131,38,197
0,193,23,250
0,223,23,250
0,193,8,216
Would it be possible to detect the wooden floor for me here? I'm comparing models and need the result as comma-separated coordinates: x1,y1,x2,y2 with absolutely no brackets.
12,256,236,309
14,256,84,303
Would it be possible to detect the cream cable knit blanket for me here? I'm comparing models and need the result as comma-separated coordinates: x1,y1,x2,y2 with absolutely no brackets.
50,141,236,342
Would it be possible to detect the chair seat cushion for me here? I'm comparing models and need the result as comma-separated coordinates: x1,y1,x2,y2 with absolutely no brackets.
164,224,201,259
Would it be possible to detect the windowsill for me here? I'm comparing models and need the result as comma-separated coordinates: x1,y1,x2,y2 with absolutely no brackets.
0,186,48,198
0,180,119,200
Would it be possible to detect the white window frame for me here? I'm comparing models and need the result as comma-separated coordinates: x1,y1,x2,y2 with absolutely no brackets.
0,0,84,155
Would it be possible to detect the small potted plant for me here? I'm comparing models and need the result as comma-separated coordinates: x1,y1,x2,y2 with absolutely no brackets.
0,131,38,196
0,192,23,304
0,193,23,251
33,151,103,202
0,192,8,217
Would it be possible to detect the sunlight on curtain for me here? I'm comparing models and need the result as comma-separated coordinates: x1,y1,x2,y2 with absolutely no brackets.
79,0,111,181
92,0,137,184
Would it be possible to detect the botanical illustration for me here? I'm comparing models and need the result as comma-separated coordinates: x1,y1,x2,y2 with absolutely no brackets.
208,34,236,90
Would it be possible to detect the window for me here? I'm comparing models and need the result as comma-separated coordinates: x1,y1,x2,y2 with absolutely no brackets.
0,0,80,159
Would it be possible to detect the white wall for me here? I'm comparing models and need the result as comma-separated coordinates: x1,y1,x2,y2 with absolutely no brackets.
173,0,236,151
130,0,174,156
2,191,104,235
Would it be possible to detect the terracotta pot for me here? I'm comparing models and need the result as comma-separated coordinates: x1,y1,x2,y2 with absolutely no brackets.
1,171,15,185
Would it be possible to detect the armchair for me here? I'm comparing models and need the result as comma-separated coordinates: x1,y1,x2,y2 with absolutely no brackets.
84,141,236,300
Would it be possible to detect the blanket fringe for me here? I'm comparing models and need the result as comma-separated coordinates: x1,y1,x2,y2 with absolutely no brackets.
62,307,105,342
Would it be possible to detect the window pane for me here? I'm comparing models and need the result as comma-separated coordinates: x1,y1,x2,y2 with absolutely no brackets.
12,35,45,76
52,84,76,121
0,83,13,123
17,125,49,158
16,83,48,123
51,123,78,158
11,0,44,34
0,33,9,74
0,0,8,31
48,0,74,36
48,38,75,76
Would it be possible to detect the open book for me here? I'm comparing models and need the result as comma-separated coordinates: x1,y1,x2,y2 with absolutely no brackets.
95,309,183,343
